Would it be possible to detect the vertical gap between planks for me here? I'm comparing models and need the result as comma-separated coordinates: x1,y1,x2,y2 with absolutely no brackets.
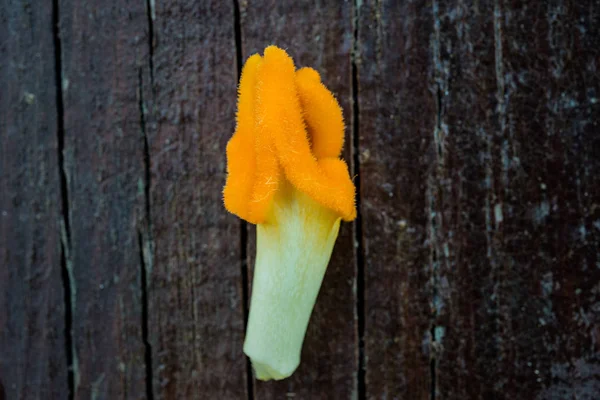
145,0,155,85
138,67,154,400
232,1,254,399
59,246,74,400
141,1,155,398
52,0,74,398
352,1,366,399
138,231,154,400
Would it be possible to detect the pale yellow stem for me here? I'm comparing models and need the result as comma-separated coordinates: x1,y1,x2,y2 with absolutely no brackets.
243,181,341,380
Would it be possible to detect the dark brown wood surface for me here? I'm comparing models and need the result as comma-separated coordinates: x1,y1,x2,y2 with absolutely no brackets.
0,1,67,398
357,1,435,398
144,1,247,398
59,0,149,397
432,2,600,398
1,1,599,399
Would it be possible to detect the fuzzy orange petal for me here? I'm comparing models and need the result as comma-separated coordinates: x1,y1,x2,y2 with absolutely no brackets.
223,54,263,223
224,46,356,223
256,46,355,221
296,67,345,159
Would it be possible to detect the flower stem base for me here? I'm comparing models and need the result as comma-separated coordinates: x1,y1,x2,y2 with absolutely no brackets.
243,181,341,380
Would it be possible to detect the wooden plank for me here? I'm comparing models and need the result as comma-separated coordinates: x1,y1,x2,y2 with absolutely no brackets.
0,1,68,398
433,1,600,398
144,1,248,398
357,1,436,398
240,1,358,399
58,0,150,397
430,0,511,397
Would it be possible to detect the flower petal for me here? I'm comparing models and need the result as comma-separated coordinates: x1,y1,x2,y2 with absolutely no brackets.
296,67,345,159
224,46,356,223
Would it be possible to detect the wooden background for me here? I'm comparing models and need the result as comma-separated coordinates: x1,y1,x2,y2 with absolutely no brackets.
1,0,599,399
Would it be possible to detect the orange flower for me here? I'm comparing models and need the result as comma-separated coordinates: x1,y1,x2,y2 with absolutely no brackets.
223,46,356,224
223,46,356,381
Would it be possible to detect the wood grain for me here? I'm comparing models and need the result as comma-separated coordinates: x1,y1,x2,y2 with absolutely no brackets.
357,1,436,398
1,1,599,399
144,1,248,398
240,1,359,399
0,1,67,398
433,1,600,398
58,0,150,397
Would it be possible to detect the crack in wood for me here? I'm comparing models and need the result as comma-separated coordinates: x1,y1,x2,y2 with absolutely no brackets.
138,67,154,400
146,0,155,87
138,231,154,400
138,16,154,391
52,0,75,398
352,1,366,399
139,6,155,396
139,70,153,236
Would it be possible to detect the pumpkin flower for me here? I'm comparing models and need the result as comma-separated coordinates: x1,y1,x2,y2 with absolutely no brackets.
223,46,356,380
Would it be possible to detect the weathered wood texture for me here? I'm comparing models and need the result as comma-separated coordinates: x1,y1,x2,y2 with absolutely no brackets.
431,1,600,399
358,0,600,399
240,1,358,399
2,1,600,399
357,1,435,398
58,0,149,397
144,0,247,398
0,1,67,398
